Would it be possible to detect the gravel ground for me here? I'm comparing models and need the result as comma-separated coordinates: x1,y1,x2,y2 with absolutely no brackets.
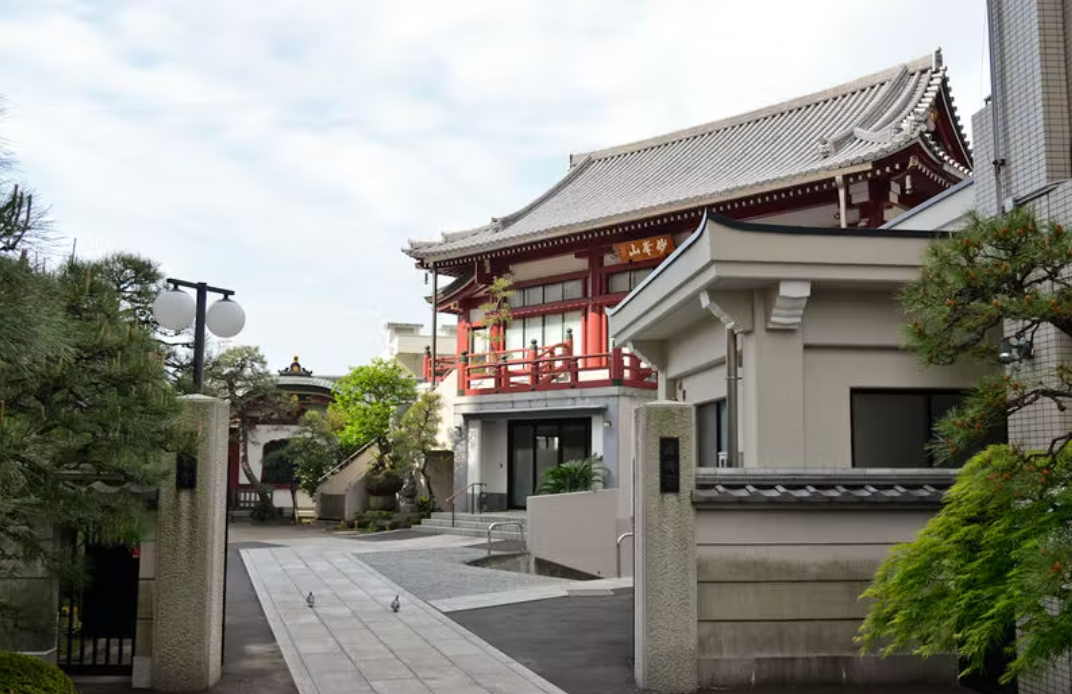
355,544,575,601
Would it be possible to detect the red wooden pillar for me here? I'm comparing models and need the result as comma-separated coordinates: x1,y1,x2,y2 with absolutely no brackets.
457,320,470,357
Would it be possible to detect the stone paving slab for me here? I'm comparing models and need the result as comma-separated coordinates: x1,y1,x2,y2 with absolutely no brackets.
242,543,570,694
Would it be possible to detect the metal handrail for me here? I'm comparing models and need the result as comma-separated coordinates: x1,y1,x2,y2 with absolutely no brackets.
487,521,526,556
445,482,487,527
317,440,375,484
616,532,634,578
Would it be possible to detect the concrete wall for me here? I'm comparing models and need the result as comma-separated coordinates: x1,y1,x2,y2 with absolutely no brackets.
694,506,957,689
318,444,376,521
528,489,622,578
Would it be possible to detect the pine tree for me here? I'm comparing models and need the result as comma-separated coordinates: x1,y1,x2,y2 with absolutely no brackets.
858,208,1072,682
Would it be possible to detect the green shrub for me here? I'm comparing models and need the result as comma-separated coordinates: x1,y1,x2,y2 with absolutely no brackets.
250,495,279,523
0,651,77,694
538,456,607,495
417,496,438,519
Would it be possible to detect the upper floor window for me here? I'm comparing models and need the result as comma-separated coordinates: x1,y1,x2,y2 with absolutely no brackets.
851,389,1007,468
512,279,584,308
608,267,654,294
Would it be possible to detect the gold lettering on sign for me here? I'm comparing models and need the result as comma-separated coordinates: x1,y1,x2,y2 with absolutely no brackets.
614,234,676,263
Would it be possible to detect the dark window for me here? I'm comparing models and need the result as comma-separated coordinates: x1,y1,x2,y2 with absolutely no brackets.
608,267,654,294
261,439,296,484
851,390,1007,468
697,399,731,467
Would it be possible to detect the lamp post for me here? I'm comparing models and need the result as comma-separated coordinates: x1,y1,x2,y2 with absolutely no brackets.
152,279,246,393
152,278,244,668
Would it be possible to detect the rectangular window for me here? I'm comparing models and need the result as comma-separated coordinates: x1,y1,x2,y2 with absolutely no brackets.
564,311,582,348
608,268,654,294
564,279,584,300
543,282,563,303
696,399,730,467
523,316,542,348
524,286,543,306
851,390,1007,468
506,321,525,352
543,313,564,345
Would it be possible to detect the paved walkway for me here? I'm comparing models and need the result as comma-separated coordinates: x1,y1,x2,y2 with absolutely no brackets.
241,539,572,694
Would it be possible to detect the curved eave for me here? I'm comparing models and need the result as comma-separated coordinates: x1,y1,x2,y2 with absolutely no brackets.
608,209,947,346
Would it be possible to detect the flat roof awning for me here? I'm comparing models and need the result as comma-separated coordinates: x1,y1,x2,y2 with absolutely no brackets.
608,210,945,344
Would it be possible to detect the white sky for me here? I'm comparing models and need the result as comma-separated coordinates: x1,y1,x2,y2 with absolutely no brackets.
0,0,990,375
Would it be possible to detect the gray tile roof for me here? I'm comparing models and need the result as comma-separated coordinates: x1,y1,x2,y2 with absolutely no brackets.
406,50,971,264
692,468,956,507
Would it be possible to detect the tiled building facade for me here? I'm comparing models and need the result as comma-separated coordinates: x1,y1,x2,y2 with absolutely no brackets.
976,1,1072,692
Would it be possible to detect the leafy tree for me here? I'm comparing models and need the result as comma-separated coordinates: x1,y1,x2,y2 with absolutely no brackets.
858,208,1072,682
261,443,298,522
380,391,443,501
329,358,418,465
285,409,346,498
204,345,291,503
479,275,514,351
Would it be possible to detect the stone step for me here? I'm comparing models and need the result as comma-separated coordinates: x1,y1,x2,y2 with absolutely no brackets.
411,524,526,543
429,511,527,525
420,518,528,532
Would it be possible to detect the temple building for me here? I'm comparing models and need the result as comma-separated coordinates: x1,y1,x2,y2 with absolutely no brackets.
404,50,972,515
228,356,338,516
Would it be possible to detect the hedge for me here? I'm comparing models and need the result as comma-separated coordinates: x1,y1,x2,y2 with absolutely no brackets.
0,651,76,694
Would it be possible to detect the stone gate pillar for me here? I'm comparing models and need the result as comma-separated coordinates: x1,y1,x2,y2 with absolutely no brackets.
634,401,698,694
151,395,229,692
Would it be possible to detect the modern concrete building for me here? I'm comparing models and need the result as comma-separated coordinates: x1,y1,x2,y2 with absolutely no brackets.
404,50,973,517
378,321,458,387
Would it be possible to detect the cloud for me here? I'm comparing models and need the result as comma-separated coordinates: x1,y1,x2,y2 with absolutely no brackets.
0,0,988,374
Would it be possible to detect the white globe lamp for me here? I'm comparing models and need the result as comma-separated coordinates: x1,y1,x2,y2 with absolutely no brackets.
206,297,246,338
152,288,196,331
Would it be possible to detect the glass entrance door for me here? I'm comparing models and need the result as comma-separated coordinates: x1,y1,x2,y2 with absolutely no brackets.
508,418,592,508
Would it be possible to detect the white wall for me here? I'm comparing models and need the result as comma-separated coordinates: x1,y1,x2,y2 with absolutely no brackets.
528,489,623,577
509,254,587,282
245,423,313,510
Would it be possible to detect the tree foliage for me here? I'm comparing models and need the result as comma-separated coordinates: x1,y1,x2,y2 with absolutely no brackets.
329,358,418,459
479,275,514,351
901,207,1072,464
379,391,443,499
1,247,183,641
859,208,1072,681
284,409,346,498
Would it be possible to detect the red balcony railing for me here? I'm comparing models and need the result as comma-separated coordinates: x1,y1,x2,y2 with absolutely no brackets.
422,347,457,385
451,343,656,396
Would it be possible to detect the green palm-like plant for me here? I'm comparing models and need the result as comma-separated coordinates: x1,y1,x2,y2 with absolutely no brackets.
537,456,607,495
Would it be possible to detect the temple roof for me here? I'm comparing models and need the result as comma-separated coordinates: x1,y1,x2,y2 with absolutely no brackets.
405,50,971,265
693,468,956,508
